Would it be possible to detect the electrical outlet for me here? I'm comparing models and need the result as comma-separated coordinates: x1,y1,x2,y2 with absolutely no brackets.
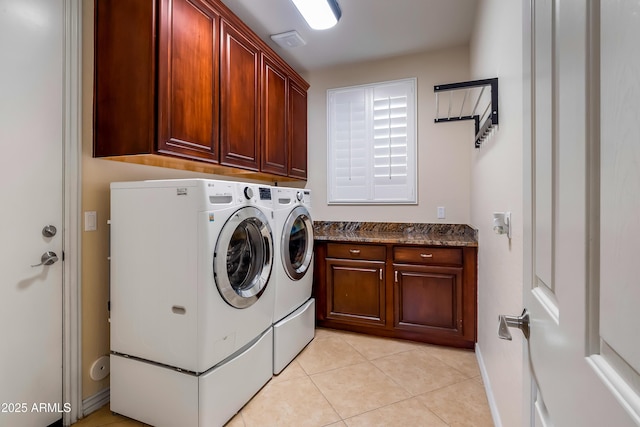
437,206,446,219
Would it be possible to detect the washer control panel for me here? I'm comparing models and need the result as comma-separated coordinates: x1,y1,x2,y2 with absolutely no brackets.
243,187,254,200
258,187,272,200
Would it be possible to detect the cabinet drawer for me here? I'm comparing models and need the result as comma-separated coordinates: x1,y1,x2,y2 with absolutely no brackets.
393,246,462,266
327,243,386,261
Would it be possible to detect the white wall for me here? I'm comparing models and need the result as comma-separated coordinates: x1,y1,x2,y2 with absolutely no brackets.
469,1,524,426
306,46,472,224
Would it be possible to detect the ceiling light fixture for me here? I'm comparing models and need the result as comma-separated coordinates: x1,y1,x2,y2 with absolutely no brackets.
290,0,342,30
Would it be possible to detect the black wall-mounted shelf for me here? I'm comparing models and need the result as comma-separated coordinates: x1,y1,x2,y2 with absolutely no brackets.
434,78,498,148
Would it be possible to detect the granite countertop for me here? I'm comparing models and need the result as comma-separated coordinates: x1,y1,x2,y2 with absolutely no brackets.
313,221,478,247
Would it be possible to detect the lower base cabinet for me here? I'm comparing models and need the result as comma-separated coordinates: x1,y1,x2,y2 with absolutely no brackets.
326,259,386,327
394,264,462,334
314,242,477,349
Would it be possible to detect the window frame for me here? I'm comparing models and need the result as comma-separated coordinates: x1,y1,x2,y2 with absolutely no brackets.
326,77,418,205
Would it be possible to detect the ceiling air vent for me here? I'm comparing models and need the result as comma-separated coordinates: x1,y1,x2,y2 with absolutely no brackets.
271,30,306,48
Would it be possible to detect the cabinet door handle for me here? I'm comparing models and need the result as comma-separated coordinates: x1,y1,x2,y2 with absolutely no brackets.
420,253,433,258
349,249,361,255
394,270,398,282
379,269,383,280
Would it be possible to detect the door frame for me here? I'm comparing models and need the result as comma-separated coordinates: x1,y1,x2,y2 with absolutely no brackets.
522,0,534,423
62,0,83,425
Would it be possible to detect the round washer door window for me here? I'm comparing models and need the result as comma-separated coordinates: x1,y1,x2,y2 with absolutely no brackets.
282,205,313,280
214,206,273,309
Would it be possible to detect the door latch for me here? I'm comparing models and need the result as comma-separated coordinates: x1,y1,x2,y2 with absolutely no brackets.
498,308,530,340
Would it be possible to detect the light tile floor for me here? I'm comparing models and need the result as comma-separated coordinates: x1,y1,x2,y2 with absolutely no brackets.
73,328,493,427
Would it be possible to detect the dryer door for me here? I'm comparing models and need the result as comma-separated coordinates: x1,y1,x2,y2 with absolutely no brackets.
214,207,273,309
281,205,313,280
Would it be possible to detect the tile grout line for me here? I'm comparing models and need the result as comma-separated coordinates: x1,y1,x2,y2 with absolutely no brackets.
339,394,452,427
336,333,484,425
306,332,405,424
305,366,344,424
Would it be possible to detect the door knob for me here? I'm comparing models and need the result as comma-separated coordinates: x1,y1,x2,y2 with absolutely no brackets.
31,251,59,267
498,308,530,340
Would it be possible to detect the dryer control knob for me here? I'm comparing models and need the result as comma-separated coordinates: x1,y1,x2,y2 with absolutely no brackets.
244,187,254,200
296,191,304,202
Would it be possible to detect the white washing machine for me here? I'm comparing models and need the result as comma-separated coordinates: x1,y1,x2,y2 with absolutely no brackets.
271,186,315,374
109,179,276,427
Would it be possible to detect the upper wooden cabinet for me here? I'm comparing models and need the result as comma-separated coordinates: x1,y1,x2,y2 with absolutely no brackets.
94,0,219,161
261,55,288,176
219,18,260,171
158,0,220,162
260,54,309,179
94,0,156,157
93,0,309,181
289,81,308,179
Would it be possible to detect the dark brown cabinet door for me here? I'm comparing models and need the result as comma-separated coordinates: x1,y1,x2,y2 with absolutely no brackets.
94,0,156,156
326,259,386,327
289,81,308,179
260,55,288,176
157,0,219,162
393,265,464,337
220,19,260,170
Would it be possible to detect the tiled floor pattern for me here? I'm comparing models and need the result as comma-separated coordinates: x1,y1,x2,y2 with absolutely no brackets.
73,328,493,427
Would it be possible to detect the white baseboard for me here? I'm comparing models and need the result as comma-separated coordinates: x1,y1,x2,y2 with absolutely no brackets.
82,387,110,418
476,343,502,427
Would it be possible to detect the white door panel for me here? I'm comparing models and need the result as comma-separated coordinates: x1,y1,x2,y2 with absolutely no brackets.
600,0,640,377
520,0,640,425
0,1,65,426
533,0,555,296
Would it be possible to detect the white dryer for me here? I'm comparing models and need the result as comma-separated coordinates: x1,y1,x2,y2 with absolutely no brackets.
272,186,315,374
109,179,276,427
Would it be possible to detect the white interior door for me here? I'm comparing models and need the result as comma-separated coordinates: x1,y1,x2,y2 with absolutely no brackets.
0,1,65,426
520,0,640,425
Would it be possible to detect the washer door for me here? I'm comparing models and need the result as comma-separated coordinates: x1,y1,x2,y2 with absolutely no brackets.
281,205,313,280
214,207,273,309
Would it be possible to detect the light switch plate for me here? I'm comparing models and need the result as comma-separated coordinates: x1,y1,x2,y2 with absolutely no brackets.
85,211,97,231
437,206,446,219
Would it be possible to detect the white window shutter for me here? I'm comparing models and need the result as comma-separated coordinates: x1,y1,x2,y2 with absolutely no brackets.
328,87,370,202
328,78,416,204
372,80,415,202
